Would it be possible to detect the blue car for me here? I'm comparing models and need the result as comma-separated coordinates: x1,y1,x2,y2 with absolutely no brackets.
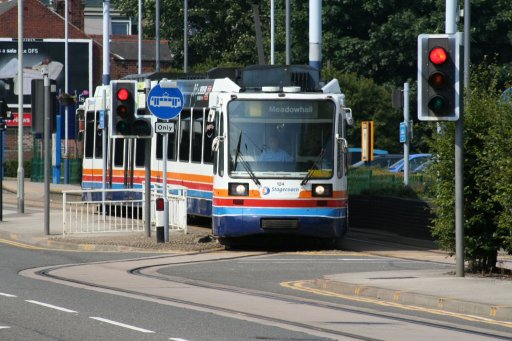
388,154,432,173
348,147,389,165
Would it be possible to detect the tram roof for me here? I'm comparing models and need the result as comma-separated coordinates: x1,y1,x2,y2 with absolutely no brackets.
122,65,322,93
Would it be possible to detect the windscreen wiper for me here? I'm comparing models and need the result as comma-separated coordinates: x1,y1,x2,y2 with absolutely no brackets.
233,132,261,187
301,149,325,186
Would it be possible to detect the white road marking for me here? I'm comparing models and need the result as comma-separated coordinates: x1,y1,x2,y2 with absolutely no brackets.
169,338,191,341
0,292,17,297
0,326,10,329
239,258,409,263
89,317,155,333
25,300,78,313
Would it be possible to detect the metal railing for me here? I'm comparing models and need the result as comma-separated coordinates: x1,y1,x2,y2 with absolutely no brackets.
348,169,427,195
62,187,187,235
146,183,188,234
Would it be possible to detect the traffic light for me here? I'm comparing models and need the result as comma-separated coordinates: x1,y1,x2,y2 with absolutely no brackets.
418,33,462,121
110,80,152,138
110,80,136,137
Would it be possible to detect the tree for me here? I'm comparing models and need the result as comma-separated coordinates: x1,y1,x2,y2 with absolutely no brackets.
324,67,399,152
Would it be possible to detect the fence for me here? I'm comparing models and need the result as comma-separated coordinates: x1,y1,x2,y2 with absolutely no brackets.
146,183,188,234
62,187,187,235
348,169,427,195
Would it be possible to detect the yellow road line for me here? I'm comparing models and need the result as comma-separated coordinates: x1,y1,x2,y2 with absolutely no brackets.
0,238,49,250
281,280,512,328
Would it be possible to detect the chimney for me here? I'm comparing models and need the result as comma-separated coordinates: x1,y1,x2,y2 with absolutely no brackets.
54,0,85,31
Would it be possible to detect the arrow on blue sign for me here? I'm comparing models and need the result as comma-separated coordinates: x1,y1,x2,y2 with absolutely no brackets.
147,84,184,120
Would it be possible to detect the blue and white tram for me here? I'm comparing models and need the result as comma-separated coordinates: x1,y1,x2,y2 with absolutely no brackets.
79,65,352,244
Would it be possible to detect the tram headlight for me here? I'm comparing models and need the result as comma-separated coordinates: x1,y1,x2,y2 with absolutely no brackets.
228,183,249,196
312,184,332,197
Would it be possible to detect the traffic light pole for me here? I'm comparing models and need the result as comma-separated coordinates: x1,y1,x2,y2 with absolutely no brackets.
144,80,151,238
446,0,465,278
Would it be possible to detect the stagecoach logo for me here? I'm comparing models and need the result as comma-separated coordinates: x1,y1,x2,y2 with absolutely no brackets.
261,186,271,195
261,186,300,196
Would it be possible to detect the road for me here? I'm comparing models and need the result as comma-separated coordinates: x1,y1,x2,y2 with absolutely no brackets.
1,240,512,340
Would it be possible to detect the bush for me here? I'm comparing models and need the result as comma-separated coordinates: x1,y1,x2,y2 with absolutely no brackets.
4,160,31,178
424,62,512,273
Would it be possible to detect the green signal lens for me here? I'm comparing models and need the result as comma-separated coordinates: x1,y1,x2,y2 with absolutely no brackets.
116,121,129,134
428,96,446,113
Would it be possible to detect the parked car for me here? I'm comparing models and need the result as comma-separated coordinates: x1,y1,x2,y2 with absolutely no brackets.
351,154,403,168
388,154,432,173
348,147,389,165
412,158,432,173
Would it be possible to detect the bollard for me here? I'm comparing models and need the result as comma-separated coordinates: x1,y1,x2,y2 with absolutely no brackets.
155,197,165,243
156,226,165,243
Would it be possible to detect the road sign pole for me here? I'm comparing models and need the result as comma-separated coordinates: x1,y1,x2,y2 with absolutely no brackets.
147,81,184,243
403,82,410,186
162,130,169,242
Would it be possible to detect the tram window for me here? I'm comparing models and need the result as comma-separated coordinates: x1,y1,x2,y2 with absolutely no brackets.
167,127,177,160
156,133,163,160
94,112,103,158
114,138,124,166
203,122,213,164
191,109,203,163
179,110,191,162
84,111,95,158
135,139,146,167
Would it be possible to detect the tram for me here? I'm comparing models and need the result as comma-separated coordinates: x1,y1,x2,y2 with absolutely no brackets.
79,65,352,244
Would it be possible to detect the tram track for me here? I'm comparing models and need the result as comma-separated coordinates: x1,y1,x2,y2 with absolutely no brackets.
21,251,512,340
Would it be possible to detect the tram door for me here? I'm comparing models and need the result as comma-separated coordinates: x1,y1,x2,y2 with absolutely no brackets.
83,110,104,188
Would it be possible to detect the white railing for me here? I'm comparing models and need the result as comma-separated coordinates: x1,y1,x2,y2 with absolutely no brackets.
147,183,188,234
62,187,187,235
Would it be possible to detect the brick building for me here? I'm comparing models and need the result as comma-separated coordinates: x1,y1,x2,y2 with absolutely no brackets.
0,0,171,164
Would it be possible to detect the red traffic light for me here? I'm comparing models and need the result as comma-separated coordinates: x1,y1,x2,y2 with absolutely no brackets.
429,47,448,65
116,88,130,101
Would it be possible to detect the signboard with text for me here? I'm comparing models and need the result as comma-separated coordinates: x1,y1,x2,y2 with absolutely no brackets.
0,38,93,106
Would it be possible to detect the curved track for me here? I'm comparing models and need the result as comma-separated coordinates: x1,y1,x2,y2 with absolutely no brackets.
22,252,512,341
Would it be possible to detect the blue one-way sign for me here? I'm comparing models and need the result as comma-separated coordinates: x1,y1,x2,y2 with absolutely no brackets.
147,84,184,120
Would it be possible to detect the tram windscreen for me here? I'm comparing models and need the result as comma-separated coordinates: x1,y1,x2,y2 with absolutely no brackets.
227,99,335,179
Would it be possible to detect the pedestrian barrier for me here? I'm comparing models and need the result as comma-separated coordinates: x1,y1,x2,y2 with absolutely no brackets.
145,183,188,234
62,187,187,235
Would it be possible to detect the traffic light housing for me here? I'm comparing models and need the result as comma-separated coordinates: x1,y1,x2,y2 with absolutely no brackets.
111,80,136,137
418,33,462,121
110,80,152,138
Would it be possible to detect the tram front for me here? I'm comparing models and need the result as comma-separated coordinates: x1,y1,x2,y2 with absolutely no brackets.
212,89,349,243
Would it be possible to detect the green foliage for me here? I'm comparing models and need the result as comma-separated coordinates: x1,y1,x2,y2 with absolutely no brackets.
323,67,400,152
424,62,512,272
4,160,31,178
112,0,512,86
348,167,428,199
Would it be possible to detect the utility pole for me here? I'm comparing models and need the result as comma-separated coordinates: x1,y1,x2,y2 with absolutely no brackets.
43,67,50,235
17,0,24,213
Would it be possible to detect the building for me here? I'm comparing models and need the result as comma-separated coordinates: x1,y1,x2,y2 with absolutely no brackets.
0,0,171,163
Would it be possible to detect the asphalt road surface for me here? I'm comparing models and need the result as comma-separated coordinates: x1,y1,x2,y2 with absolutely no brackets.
1,240,512,340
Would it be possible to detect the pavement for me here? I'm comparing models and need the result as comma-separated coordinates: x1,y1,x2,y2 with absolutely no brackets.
1,178,512,323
